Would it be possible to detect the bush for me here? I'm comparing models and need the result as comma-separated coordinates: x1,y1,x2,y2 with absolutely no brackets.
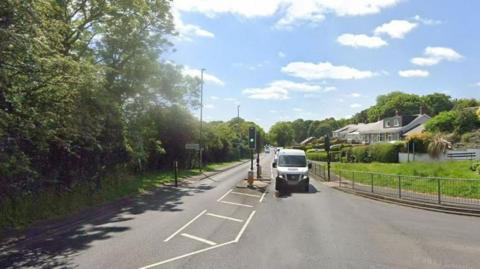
471,162,480,172
351,146,370,163
369,143,403,163
307,152,328,162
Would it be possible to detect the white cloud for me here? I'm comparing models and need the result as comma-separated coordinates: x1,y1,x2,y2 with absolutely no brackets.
278,51,286,58
175,0,401,29
350,92,362,98
243,86,289,100
293,107,304,112
210,96,220,100
269,80,323,92
337,34,388,48
398,69,430,78
224,97,238,102
182,66,225,86
324,86,337,92
413,15,442,26
204,103,215,109
411,46,463,66
282,61,376,80
242,80,326,100
172,11,215,41
374,20,417,39
350,103,362,108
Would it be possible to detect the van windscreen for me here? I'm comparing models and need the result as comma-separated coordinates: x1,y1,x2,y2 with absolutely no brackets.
278,155,306,167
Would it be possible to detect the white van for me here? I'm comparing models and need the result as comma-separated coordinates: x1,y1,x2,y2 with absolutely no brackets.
272,149,312,193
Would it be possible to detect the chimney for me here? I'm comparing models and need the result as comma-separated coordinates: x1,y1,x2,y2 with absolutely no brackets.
419,106,424,115
395,109,399,116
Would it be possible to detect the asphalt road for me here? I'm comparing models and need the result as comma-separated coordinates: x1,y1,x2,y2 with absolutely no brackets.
2,153,480,269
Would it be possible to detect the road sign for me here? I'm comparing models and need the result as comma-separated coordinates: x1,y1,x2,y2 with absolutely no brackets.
185,143,200,150
248,127,256,149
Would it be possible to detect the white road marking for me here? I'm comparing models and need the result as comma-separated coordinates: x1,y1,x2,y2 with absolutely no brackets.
234,210,256,242
163,210,207,242
231,191,261,198
259,192,266,203
138,240,236,269
206,213,244,223
180,233,217,246
219,200,254,208
217,189,233,202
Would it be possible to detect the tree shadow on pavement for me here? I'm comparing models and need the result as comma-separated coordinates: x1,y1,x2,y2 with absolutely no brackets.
0,184,212,269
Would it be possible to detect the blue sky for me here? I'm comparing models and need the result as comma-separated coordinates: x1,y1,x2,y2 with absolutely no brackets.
167,0,480,130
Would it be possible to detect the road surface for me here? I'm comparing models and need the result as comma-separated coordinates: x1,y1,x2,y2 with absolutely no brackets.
2,153,480,269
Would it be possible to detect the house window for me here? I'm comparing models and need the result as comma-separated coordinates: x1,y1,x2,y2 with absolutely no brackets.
385,121,391,128
387,134,393,141
394,119,400,127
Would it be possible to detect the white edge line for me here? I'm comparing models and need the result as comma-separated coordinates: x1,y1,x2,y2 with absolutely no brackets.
259,192,266,203
219,200,253,208
206,213,243,223
235,210,256,242
164,209,207,242
180,233,217,246
231,191,261,198
138,240,236,269
217,189,233,202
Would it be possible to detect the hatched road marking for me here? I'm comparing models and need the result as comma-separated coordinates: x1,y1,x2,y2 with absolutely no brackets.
231,191,262,198
206,213,244,223
219,200,254,208
164,210,206,242
180,233,217,246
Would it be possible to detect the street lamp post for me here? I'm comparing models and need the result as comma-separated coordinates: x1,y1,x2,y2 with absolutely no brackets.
199,68,205,172
237,105,240,160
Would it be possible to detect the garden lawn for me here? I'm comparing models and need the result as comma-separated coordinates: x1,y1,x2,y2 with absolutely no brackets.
332,161,480,179
329,161,480,200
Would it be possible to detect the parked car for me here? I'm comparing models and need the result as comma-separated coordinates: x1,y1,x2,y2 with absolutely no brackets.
272,149,312,193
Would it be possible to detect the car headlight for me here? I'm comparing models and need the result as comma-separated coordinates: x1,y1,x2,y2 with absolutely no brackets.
303,174,309,179
278,173,285,179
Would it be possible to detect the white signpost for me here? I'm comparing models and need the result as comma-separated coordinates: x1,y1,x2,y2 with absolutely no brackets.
185,143,200,151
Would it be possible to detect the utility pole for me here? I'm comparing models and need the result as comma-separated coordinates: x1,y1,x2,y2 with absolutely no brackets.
199,68,205,172
237,105,240,160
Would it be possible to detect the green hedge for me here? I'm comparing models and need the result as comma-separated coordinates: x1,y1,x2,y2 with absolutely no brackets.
349,143,402,163
307,151,328,161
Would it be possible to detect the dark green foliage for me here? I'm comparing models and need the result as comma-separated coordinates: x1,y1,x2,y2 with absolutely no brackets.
425,111,457,133
351,146,371,163
306,152,329,162
425,110,480,134
369,143,403,163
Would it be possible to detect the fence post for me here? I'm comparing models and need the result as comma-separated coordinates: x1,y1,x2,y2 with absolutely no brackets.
371,173,374,193
437,178,441,204
174,161,178,187
339,170,342,187
398,175,402,198
352,171,355,190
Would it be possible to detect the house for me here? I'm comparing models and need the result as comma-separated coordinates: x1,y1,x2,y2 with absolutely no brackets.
333,113,431,144
299,136,316,145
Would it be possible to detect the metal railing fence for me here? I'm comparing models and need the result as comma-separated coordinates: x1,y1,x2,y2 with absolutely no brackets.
310,162,480,208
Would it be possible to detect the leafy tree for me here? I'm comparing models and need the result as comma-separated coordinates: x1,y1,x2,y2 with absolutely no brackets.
422,93,453,115
454,109,480,134
269,122,294,147
425,111,457,133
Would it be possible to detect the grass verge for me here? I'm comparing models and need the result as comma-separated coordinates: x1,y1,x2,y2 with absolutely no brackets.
0,160,244,234
329,161,480,200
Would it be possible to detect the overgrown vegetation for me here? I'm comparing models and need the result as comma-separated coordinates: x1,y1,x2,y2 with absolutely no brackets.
0,1,265,231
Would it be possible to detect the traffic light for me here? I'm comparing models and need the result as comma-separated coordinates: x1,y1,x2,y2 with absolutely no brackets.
324,135,331,152
248,126,256,149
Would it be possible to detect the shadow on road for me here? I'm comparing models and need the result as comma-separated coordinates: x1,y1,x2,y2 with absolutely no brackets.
0,184,212,269
276,184,319,198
